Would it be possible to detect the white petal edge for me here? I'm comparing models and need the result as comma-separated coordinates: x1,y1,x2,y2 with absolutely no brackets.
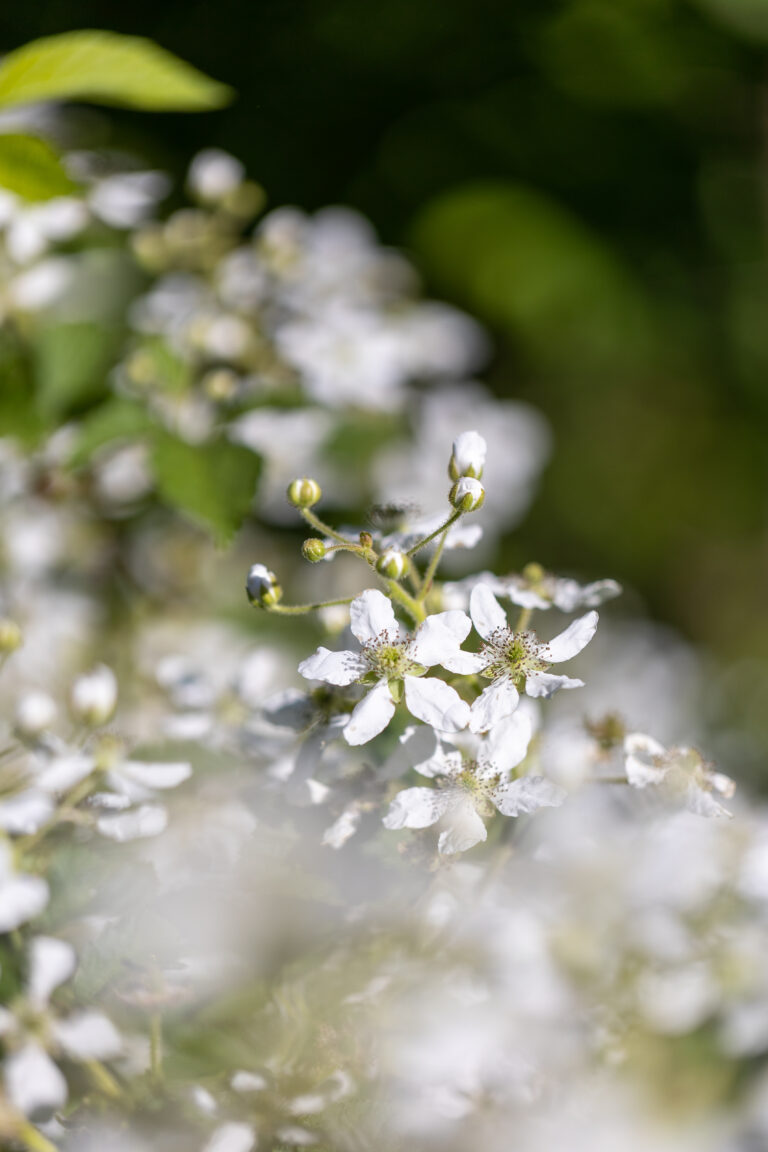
438,796,488,854
404,676,469,733
343,680,396,746
5,1043,67,1118
490,776,566,817
469,677,519,733
298,647,366,686
383,786,452,830
525,671,584,698
28,936,76,1006
540,610,598,663
349,588,400,645
53,1011,122,1061
469,583,508,641
409,610,471,667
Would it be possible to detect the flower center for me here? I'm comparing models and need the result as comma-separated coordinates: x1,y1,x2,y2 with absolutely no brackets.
362,631,424,681
480,628,548,687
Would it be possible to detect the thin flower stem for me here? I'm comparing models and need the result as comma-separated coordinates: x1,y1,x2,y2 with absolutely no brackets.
150,1013,163,1081
386,580,425,625
19,1122,59,1152
405,510,462,557
87,1059,122,1099
268,596,355,616
419,528,450,601
300,509,352,545
515,607,533,632
16,774,98,859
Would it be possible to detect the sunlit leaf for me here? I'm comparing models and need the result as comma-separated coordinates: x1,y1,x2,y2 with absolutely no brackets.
0,133,77,200
0,31,233,112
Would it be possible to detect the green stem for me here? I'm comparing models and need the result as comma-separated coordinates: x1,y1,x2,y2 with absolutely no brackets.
149,1013,163,1081
87,1059,122,1099
386,580,425,625
19,1122,59,1152
300,509,352,545
268,596,355,616
405,510,462,557
515,607,533,632
419,528,450,601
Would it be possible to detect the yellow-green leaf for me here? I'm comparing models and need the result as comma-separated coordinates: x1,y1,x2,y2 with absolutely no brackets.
0,133,77,200
0,31,233,112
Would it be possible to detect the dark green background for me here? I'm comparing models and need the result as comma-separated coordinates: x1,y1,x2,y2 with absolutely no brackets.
2,1,767,772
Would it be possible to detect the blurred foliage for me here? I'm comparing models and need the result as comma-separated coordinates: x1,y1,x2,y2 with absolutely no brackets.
1,0,768,754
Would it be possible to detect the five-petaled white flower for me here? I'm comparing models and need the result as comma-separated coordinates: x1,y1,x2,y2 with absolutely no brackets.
298,589,471,746
459,584,598,732
383,709,564,853
624,733,735,818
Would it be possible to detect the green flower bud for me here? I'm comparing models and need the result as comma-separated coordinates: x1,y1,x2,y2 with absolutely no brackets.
449,477,485,513
246,563,283,607
287,478,322,509
0,618,22,654
302,538,327,563
376,549,410,580
448,430,486,481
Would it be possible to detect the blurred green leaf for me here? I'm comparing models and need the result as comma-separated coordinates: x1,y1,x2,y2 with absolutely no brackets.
0,31,233,112
152,431,261,544
412,180,655,371
0,331,43,443
70,397,156,468
0,133,78,200
33,322,121,418
692,0,768,42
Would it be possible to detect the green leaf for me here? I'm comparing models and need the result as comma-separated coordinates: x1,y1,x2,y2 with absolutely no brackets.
70,396,156,468
152,431,261,544
0,31,233,112
0,133,78,200
33,322,121,418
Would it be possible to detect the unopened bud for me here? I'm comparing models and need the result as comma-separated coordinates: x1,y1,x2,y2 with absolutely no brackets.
449,430,486,481
246,563,283,607
287,478,322,509
0,618,22,654
359,532,373,549
523,561,545,584
187,149,245,204
15,691,57,738
449,477,485,513
302,538,327,563
71,665,118,727
377,549,410,580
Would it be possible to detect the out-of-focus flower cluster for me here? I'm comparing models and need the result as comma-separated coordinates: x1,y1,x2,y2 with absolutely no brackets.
0,142,763,1152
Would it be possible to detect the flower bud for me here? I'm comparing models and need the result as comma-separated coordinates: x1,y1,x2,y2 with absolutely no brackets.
246,563,283,607
71,665,118,727
376,549,410,580
359,532,373,550
449,476,485,513
0,618,22,654
287,478,322,509
302,538,327,563
15,691,57,738
187,149,245,204
449,430,486,480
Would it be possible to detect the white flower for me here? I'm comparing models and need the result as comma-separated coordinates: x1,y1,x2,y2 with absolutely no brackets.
14,690,57,737
449,430,486,479
383,711,564,853
462,584,598,732
624,733,735,817
188,149,245,203
202,1122,256,1152
0,842,48,932
1,937,121,1120
246,563,282,607
299,589,471,746
70,664,118,726
491,564,621,612
449,476,484,513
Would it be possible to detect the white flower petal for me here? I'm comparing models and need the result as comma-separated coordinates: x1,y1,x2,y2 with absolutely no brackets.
0,790,54,834
29,936,76,1006
469,584,508,640
349,588,399,645
625,755,667,789
343,680,395,746
525,670,584,698
483,709,533,772
97,804,168,841
437,796,488,854
440,649,487,675
410,610,471,667
36,754,95,793
624,732,667,759
384,724,440,778
5,1043,67,1119
553,578,621,611
469,677,519,733
383,786,452,830
53,1011,122,1061
404,676,469,733
0,874,49,932
540,610,598,663
322,807,362,848
298,646,366,686
203,1122,257,1152
490,775,566,817
116,761,192,791
685,785,732,819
